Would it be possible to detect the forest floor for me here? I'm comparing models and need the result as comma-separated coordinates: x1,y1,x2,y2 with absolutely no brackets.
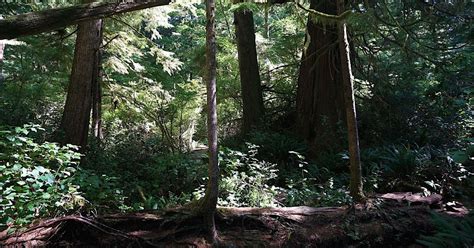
0,193,469,247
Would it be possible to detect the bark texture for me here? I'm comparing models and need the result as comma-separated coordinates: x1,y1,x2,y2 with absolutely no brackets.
198,0,219,242
337,0,364,201
60,16,103,150
296,0,345,155
234,4,264,133
0,0,170,39
0,40,4,84
92,36,104,142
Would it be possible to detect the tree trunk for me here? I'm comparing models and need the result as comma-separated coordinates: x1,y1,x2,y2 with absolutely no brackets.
60,13,103,150
0,0,170,39
198,0,219,243
0,40,4,84
234,3,264,134
337,0,364,201
92,34,104,142
296,0,345,155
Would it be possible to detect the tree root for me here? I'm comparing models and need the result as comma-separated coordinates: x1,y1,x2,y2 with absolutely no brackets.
0,202,452,247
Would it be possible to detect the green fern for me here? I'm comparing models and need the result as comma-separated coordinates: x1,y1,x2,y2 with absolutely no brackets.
417,212,474,248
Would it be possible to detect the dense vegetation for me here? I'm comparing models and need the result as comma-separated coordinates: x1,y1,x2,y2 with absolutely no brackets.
0,0,472,246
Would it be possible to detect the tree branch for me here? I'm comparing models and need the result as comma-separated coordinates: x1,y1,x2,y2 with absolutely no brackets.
0,0,171,39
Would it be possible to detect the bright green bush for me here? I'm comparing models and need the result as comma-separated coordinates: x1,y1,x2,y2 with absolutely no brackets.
0,124,84,230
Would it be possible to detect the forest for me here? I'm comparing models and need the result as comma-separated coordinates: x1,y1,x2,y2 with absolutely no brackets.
0,0,472,247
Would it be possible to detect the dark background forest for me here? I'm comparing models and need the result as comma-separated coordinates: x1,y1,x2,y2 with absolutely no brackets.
0,0,472,247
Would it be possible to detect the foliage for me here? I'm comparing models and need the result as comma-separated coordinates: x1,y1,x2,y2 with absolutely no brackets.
84,131,206,211
194,144,281,207
0,1,472,235
360,145,472,196
0,124,83,230
286,177,352,207
242,131,307,171
417,213,474,248
72,169,131,213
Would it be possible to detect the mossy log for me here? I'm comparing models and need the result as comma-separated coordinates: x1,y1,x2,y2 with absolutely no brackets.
0,0,170,39
0,203,436,247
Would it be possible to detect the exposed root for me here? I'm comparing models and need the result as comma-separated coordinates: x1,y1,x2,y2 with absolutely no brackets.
1,198,466,247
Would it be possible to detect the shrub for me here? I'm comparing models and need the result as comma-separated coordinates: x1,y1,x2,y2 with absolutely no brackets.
0,124,84,230
194,144,281,207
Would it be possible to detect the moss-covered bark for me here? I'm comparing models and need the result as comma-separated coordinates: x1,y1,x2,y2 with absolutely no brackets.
0,0,170,39
234,3,264,133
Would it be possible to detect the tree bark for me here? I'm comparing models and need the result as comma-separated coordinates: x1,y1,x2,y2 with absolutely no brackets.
296,0,345,155
60,13,103,150
234,2,264,134
198,0,219,243
0,0,170,39
92,32,104,142
337,0,364,201
0,40,4,84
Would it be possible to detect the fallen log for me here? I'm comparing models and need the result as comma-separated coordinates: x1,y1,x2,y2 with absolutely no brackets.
0,203,437,247
379,192,443,205
0,0,170,39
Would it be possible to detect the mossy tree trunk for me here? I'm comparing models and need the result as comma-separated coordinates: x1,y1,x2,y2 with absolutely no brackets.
60,2,103,150
0,40,4,84
296,0,346,155
233,1,264,133
0,0,171,39
91,35,104,142
198,0,219,243
337,0,364,201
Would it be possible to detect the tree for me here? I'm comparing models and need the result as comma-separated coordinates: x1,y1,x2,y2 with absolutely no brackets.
233,1,264,133
0,0,170,39
91,43,104,141
0,39,4,84
60,6,103,149
296,0,345,155
337,0,364,201
197,0,219,243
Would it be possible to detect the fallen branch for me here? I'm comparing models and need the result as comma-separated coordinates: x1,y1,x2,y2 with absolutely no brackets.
0,0,170,39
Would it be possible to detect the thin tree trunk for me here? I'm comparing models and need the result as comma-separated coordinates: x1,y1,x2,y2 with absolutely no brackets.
264,3,270,39
92,28,104,142
234,2,264,134
60,9,103,150
0,40,4,84
0,0,170,39
198,0,219,243
296,0,345,155
337,0,364,201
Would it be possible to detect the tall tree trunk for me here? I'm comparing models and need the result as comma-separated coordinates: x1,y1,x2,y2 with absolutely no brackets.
296,0,345,155
92,34,104,142
264,3,270,39
60,9,103,150
0,39,4,84
198,0,219,243
337,0,364,201
234,2,264,133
